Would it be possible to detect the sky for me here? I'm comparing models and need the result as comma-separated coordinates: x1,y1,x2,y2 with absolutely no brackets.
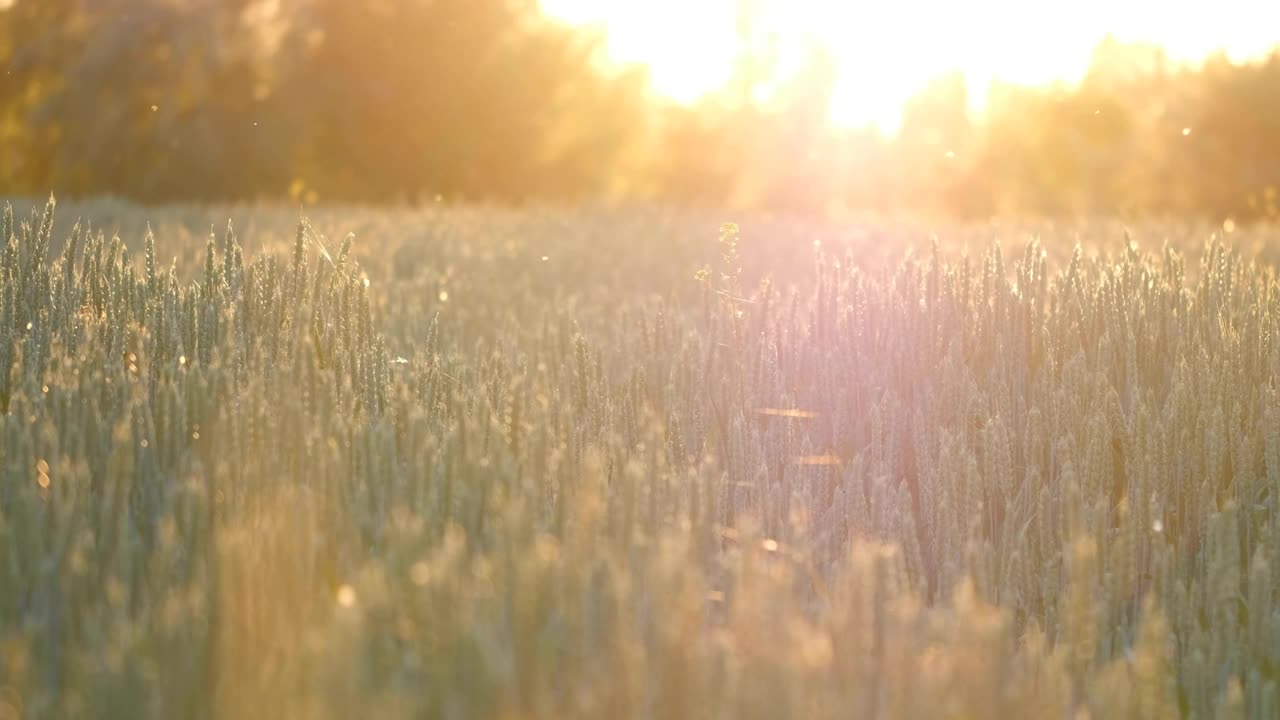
541,0,1280,131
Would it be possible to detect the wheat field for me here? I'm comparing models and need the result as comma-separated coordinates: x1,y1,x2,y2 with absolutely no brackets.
1,197,1278,719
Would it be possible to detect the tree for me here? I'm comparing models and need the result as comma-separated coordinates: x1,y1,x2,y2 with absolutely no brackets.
0,0,647,203
0,0,80,191
279,0,646,202
5,0,291,200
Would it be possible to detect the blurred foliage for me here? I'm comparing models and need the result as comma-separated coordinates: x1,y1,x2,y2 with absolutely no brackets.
1,2,1280,218
0,0,646,203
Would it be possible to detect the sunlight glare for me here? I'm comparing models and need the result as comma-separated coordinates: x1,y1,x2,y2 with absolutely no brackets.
544,0,740,104
542,0,1280,131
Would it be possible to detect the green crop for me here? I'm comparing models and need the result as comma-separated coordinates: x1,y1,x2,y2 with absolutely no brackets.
0,197,1277,719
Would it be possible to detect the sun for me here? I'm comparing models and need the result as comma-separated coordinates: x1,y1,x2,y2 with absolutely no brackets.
539,0,1097,130
542,0,1280,133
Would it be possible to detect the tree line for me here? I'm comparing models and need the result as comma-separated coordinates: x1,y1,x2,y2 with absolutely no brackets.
2,1,1278,219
